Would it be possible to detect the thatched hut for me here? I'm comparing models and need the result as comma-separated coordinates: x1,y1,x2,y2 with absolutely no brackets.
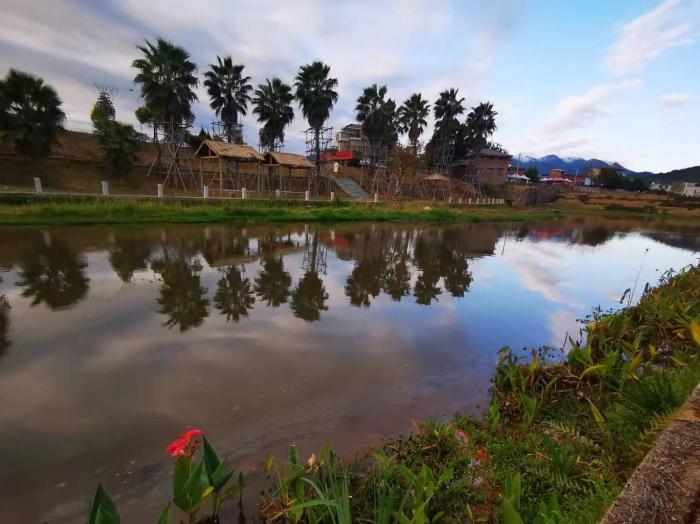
263,151,315,195
420,173,453,201
194,140,264,195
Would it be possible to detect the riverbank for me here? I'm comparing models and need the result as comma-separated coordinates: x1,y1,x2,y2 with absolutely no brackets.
0,194,563,225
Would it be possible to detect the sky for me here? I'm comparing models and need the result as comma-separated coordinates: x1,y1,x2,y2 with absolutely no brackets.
0,0,698,173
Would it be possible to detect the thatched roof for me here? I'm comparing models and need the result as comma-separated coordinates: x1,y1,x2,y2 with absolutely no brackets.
423,173,451,182
194,140,264,161
265,151,314,169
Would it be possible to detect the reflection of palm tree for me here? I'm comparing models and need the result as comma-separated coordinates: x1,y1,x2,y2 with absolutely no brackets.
412,233,442,306
291,271,328,322
109,238,151,282
152,257,208,332
345,260,382,307
0,276,10,355
441,252,472,297
255,257,292,307
16,241,89,310
382,260,411,301
214,266,254,322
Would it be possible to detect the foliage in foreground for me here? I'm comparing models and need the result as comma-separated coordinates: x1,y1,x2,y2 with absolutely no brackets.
86,264,700,523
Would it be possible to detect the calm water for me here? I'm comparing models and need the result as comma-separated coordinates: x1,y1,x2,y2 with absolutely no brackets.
0,217,698,523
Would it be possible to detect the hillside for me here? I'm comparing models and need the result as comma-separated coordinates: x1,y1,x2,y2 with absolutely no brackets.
513,154,652,178
651,165,700,184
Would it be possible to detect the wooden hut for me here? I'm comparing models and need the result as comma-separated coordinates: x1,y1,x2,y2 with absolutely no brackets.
194,140,264,196
420,173,453,201
263,151,315,196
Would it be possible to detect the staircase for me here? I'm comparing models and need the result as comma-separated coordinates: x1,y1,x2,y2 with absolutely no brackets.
333,176,369,201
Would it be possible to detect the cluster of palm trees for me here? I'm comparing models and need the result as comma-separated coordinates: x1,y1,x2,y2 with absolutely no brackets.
0,36,500,163
132,37,499,161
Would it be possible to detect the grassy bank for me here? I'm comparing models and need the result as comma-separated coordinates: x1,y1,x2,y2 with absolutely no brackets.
0,194,564,225
258,264,700,523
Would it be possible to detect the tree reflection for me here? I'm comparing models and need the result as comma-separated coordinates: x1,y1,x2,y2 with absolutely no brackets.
412,233,442,305
152,257,209,332
291,234,328,322
345,259,382,307
16,240,89,310
291,270,328,322
214,265,254,322
382,260,411,301
109,238,151,282
255,257,292,307
0,276,10,355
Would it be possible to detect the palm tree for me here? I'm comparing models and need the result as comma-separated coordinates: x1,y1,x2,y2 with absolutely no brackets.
253,78,295,149
355,84,393,145
465,102,497,153
0,69,65,158
294,61,338,164
132,38,198,139
433,88,465,141
398,93,430,154
203,56,252,143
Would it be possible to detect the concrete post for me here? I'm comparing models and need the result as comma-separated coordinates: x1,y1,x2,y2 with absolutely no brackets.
468,198,472,204
34,177,43,193
374,192,378,203
275,189,281,198
458,197,463,204
101,180,109,196
330,191,335,202
203,186,209,199
448,196,452,204
157,184,164,198
304,190,310,201
241,187,247,200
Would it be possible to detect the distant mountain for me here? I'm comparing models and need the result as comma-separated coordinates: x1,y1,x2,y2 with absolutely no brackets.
650,165,700,184
513,154,653,178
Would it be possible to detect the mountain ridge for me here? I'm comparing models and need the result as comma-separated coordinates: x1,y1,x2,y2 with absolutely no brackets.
512,154,653,178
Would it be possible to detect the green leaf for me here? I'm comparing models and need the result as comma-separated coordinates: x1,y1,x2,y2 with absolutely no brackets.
173,458,212,514
202,436,221,481
87,484,120,524
690,320,700,347
501,496,525,524
289,443,298,465
156,503,170,524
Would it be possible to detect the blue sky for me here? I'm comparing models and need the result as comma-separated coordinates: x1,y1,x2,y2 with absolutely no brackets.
0,0,697,172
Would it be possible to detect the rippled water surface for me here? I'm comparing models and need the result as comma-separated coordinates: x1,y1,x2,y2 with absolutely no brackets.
0,217,698,522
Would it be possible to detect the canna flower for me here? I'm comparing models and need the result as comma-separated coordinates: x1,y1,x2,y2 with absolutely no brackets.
166,426,204,457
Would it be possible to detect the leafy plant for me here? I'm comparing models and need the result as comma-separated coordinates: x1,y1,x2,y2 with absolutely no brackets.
87,484,120,524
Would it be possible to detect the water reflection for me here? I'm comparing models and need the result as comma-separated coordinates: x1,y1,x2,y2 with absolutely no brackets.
214,265,255,322
15,237,89,310
255,257,292,307
0,276,9,355
152,256,209,331
108,237,151,283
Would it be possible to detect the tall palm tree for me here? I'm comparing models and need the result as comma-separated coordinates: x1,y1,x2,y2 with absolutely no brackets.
294,61,338,164
398,93,430,154
465,101,498,153
0,69,65,158
253,78,295,149
433,88,465,141
132,38,198,139
355,84,393,145
203,56,252,143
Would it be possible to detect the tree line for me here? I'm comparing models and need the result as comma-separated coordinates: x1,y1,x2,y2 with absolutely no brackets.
0,36,500,175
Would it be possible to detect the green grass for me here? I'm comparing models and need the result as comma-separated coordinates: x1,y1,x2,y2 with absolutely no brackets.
0,194,564,225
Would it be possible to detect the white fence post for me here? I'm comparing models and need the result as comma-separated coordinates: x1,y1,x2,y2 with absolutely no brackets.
330,191,335,202
34,177,43,193
304,190,310,201
157,184,164,198
101,181,109,196
203,186,209,199
458,197,463,204
374,192,378,203
448,196,452,204
241,187,247,200
275,189,281,198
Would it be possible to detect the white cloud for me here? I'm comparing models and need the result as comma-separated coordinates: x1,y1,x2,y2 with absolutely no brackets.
658,93,696,107
606,0,698,75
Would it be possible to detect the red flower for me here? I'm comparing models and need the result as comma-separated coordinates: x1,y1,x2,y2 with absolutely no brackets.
167,427,204,457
